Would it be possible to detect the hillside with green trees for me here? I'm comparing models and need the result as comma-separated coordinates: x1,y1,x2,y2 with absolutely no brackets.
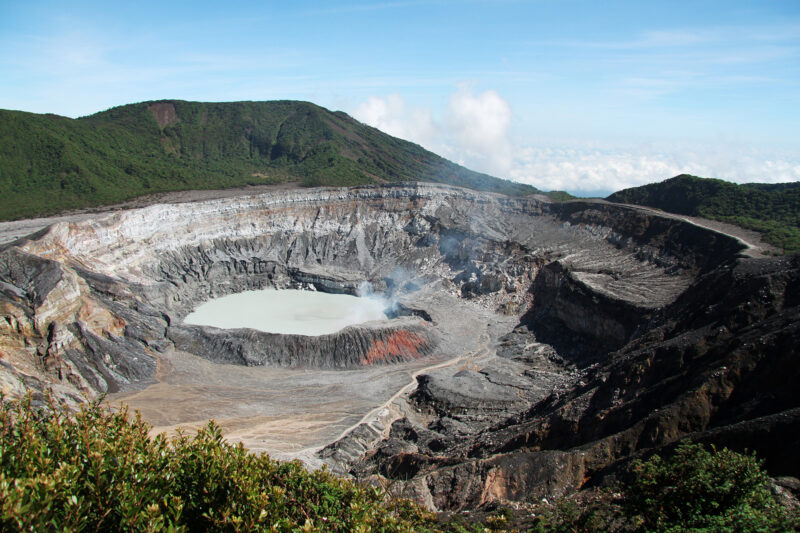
0,100,539,220
1,397,796,532
607,174,800,254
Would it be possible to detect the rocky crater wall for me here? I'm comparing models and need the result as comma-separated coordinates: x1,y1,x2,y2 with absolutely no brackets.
0,184,745,401
167,318,437,368
5,183,789,514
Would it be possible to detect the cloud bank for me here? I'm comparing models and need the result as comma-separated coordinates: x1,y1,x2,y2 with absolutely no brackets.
353,87,513,176
352,89,799,196
353,94,437,148
446,88,513,176
509,143,800,195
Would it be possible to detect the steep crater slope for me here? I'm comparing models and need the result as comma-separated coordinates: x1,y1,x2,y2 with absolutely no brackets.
2,184,789,509
338,221,800,509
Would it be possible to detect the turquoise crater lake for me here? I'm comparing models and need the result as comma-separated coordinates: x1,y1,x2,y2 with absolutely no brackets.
183,289,389,336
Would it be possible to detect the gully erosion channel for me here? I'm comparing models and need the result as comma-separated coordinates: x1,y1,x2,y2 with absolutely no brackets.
3,182,781,511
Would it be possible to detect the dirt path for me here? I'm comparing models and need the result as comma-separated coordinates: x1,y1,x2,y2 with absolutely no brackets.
107,290,507,465
666,213,776,256
576,198,776,257
328,331,492,447
280,330,497,469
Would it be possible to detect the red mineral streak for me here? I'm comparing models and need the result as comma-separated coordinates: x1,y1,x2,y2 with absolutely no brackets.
361,330,427,365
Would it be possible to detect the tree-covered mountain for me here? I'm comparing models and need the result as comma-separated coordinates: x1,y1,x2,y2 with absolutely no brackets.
607,174,800,253
0,100,539,220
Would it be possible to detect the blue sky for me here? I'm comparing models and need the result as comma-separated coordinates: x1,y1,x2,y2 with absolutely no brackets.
1,0,798,194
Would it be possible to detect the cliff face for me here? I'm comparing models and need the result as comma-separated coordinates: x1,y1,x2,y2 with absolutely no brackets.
1,184,707,393
167,320,436,368
347,254,800,511
2,183,793,512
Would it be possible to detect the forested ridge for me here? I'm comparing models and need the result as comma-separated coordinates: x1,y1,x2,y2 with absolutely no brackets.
607,174,800,253
0,100,539,220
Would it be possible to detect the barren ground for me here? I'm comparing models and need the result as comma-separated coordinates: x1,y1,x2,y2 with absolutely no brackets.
108,288,518,463
0,183,300,244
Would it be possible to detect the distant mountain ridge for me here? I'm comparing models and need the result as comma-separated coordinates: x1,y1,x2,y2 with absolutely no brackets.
607,174,800,253
0,100,539,220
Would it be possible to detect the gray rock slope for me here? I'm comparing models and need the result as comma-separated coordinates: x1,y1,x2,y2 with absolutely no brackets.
1,183,794,511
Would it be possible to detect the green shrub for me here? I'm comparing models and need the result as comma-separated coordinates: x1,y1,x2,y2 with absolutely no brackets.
625,441,797,532
4,395,795,532
531,442,797,532
0,395,440,532
531,494,623,533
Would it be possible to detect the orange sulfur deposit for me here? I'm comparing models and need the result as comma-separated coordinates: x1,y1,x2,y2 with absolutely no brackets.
361,330,428,365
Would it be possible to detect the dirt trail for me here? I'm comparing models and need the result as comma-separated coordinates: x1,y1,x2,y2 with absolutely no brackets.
107,292,504,465
587,198,776,256
667,213,775,257
283,329,496,468
107,347,420,453
334,331,492,445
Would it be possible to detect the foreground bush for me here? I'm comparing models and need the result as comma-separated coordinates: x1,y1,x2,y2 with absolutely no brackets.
3,396,796,532
0,396,437,532
534,441,798,533
625,441,797,532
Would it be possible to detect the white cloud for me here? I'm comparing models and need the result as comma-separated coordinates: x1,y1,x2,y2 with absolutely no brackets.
510,142,800,195
352,87,514,176
352,94,437,147
352,90,799,196
446,87,513,175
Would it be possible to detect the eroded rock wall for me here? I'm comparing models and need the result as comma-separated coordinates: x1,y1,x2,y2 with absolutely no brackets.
4,182,783,514
1,184,739,401
168,319,437,368
350,254,800,511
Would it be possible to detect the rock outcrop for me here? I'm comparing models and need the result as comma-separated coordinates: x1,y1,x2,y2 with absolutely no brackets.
347,254,800,511
167,319,436,368
1,183,795,513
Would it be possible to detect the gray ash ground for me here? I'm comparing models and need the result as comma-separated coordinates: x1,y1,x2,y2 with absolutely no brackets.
0,183,796,512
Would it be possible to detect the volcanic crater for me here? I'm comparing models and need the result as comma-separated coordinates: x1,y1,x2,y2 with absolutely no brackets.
1,183,797,510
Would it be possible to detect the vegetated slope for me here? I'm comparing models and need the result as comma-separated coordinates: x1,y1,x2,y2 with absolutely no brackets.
2,398,795,532
0,100,538,220
0,398,443,532
607,174,800,253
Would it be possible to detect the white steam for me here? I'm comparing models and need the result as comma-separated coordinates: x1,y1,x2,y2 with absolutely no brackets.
356,268,420,317
356,280,399,317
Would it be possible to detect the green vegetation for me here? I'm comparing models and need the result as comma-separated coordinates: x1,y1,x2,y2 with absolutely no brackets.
4,397,793,532
607,174,800,254
533,441,798,532
625,442,796,532
540,190,575,202
0,396,441,532
0,100,539,220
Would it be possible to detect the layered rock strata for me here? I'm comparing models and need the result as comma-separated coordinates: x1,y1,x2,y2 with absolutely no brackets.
1,184,719,398
2,183,793,513
344,254,800,512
